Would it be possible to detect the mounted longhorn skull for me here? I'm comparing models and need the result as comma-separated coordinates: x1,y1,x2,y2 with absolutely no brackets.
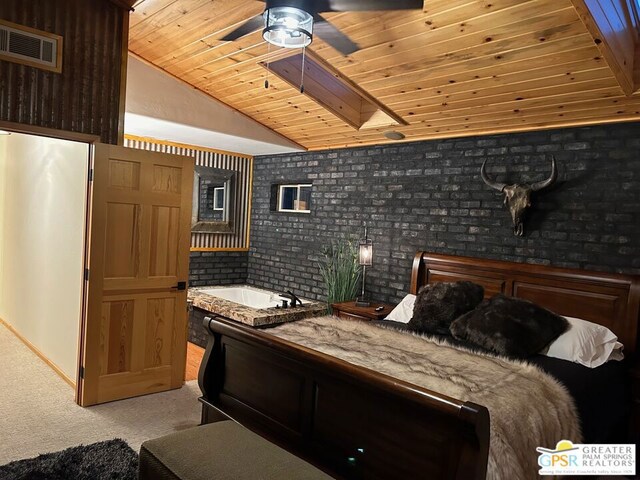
481,156,558,236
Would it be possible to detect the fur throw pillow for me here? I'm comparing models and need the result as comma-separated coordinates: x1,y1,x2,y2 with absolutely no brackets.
449,294,569,358
407,281,484,335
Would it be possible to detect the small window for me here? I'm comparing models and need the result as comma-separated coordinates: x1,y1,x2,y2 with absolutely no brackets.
213,187,225,211
278,184,312,213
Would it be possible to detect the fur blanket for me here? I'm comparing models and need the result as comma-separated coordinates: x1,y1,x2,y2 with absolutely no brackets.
270,316,581,480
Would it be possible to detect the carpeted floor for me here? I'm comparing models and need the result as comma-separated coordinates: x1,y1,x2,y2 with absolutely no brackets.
0,439,138,480
0,323,201,465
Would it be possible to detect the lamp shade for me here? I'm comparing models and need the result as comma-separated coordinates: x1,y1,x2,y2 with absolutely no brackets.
263,6,313,49
358,241,373,266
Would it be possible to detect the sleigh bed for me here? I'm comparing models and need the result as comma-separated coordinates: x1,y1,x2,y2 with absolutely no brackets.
197,252,640,480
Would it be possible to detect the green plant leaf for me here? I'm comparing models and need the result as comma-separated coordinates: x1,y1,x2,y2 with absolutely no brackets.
317,237,362,313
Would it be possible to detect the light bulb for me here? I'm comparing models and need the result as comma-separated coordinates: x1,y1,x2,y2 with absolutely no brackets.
282,16,299,29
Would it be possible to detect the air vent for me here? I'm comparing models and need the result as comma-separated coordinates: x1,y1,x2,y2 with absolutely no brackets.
0,20,62,73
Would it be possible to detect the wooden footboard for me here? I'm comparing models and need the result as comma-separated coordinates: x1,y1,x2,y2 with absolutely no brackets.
198,315,490,480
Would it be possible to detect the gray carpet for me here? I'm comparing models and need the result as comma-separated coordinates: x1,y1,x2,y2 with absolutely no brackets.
0,323,201,465
0,439,137,480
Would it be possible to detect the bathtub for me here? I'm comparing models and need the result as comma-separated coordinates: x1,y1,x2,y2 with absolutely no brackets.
189,285,325,330
197,286,284,309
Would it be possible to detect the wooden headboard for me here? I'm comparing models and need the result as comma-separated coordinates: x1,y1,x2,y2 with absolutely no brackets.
410,252,640,357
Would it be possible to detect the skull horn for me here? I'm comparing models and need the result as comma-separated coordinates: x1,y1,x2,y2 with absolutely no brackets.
480,160,507,191
530,156,558,192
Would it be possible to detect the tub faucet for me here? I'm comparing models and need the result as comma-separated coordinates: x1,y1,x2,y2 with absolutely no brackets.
280,290,302,307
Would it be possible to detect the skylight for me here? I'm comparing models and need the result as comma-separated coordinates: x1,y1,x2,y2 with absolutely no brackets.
633,1,640,31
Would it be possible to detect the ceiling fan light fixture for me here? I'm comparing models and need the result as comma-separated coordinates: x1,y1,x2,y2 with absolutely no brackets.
263,6,313,49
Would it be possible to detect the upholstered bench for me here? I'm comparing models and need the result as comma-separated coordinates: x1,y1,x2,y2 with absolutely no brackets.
138,420,333,480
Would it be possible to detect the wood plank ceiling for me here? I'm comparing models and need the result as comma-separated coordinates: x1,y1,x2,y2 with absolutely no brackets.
128,0,640,150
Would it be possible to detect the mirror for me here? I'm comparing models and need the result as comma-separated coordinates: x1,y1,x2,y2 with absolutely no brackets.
192,166,235,233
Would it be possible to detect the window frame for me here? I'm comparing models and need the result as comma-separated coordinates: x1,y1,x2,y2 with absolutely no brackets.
212,186,225,211
278,183,312,213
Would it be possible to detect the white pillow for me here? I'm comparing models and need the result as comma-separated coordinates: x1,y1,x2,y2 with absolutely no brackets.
384,294,416,324
542,316,624,368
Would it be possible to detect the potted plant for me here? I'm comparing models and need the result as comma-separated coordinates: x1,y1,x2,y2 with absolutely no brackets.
318,238,362,313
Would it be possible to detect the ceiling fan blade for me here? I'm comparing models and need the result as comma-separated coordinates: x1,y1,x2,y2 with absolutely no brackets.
324,0,423,11
220,14,264,41
313,18,359,55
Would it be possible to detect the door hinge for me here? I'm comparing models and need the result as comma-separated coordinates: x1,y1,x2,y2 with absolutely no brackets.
79,365,85,379
84,268,90,281
88,168,94,182
175,281,187,291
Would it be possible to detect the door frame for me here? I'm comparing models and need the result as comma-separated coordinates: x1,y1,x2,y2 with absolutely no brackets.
0,120,101,144
0,121,97,400
1,121,196,406
76,143,98,405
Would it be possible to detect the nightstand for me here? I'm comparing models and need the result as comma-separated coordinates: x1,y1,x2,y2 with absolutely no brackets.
331,300,395,322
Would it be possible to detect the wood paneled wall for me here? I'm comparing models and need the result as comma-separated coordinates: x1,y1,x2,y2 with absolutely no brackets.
124,136,252,251
0,0,128,144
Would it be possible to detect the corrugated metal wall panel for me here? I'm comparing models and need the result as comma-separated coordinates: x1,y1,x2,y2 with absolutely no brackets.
124,136,252,250
0,0,126,144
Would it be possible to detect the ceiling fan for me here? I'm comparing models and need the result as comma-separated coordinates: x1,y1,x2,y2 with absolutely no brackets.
221,0,424,55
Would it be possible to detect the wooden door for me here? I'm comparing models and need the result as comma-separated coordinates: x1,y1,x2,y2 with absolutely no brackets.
77,144,194,406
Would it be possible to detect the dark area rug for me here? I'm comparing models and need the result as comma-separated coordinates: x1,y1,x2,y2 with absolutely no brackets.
0,439,138,480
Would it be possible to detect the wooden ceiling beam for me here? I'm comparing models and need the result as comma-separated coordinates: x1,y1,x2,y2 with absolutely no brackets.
258,51,406,131
570,0,638,96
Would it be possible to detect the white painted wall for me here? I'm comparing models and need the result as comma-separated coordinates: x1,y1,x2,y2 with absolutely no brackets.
0,136,6,308
125,54,303,156
0,133,88,381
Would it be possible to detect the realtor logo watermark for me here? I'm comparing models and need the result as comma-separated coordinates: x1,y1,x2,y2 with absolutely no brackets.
537,440,635,476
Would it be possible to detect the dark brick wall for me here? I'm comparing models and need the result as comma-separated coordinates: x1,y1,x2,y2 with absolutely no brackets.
188,306,212,348
247,123,640,305
189,251,248,287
